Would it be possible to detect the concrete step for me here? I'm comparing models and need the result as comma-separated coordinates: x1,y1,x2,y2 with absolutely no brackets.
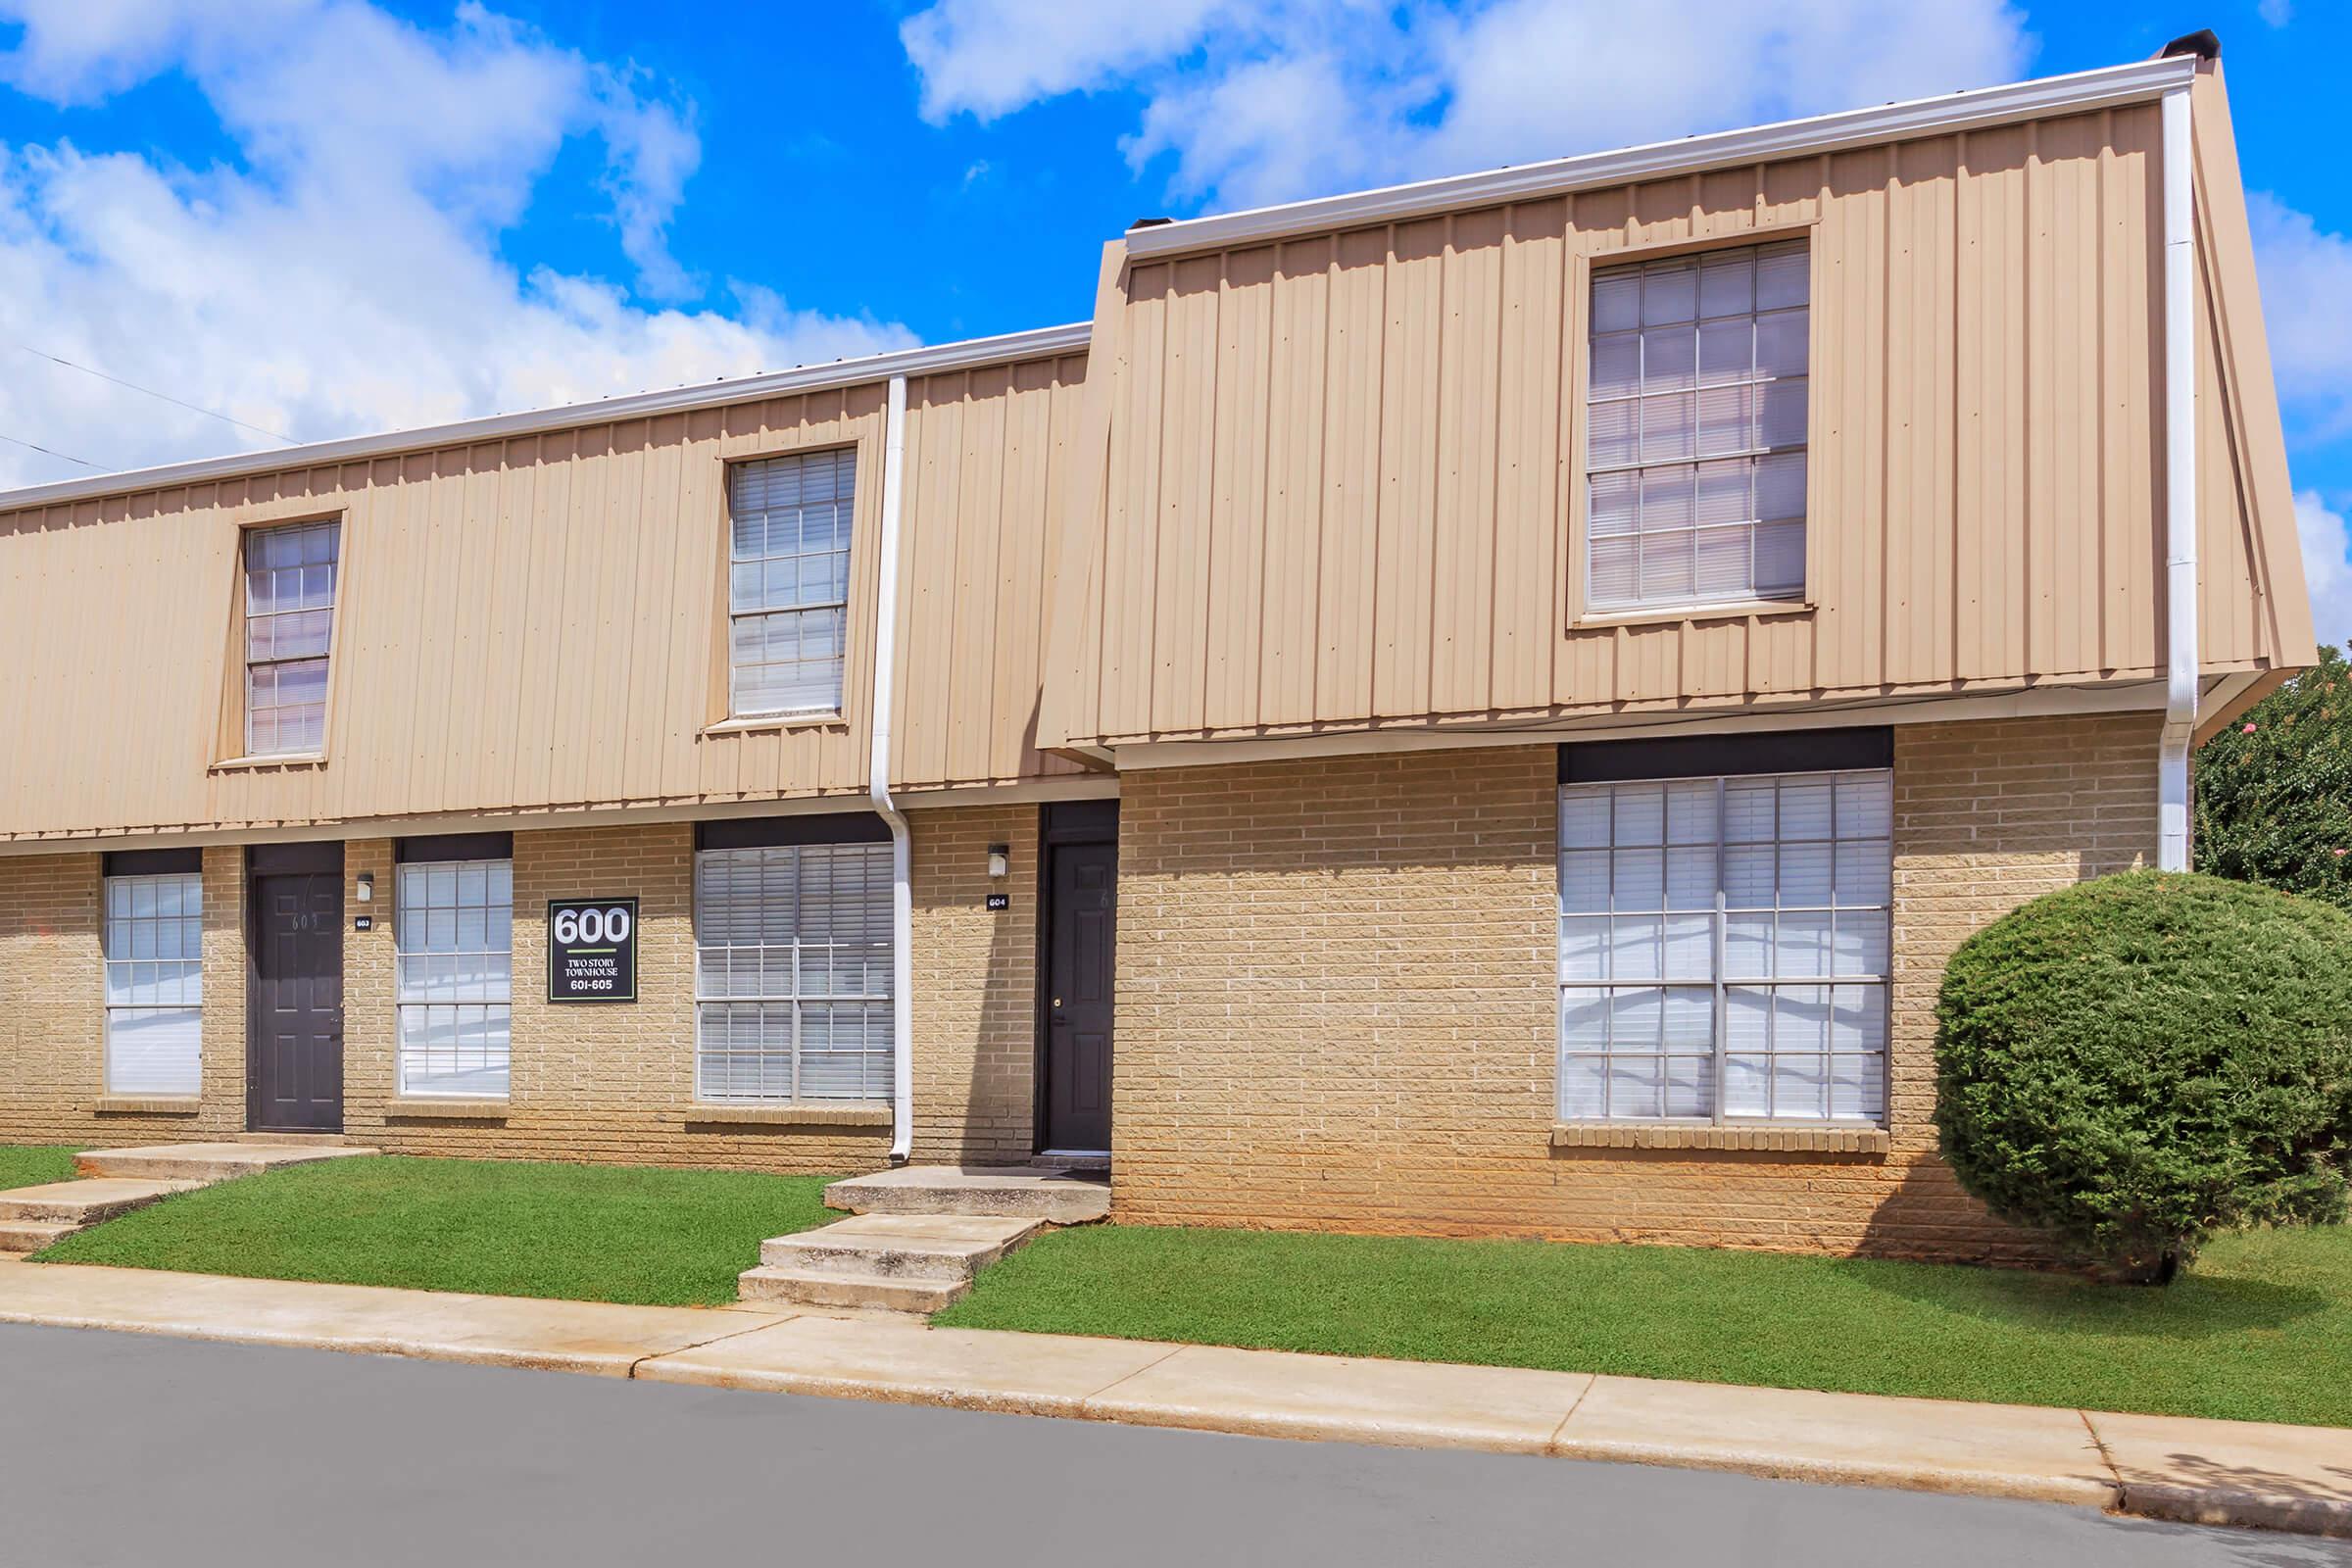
0,1178,206,1226
759,1214,1044,1281
0,1219,78,1255
824,1166,1111,1225
736,1264,968,1314
75,1143,376,1183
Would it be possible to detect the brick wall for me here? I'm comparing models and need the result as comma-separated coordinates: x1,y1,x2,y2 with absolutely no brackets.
0,811,1040,1171
1107,714,2160,1260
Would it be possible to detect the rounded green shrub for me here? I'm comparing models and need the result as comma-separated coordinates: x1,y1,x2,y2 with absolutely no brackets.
1935,870,2352,1283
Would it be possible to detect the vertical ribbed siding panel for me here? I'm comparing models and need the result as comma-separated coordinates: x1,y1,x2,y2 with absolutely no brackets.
1204,246,1276,733
514,433,575,809
1152,258,1222,736
1431,208,1503,716
1256,237,1332,729
949,368,1010,783
1816,147,1889,692
1100,263,1170,742
1491,199,1566,713
1373,218,1446,721
1955,125,2031,682
1886,138,1958,686
1316,228,1387,724
2102,110,2163,676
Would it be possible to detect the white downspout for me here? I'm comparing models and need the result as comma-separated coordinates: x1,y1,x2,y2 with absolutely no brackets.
2158,84,2198,872
871,374,915,1162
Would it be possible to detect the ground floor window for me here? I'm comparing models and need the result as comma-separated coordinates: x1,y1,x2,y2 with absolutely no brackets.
694,842,892,1102
1557,763,1891,1123
103,870,203,1096
395,858,514,1097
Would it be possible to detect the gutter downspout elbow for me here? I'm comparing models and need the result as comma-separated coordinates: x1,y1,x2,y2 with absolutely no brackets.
2158,83,2198,872
871,374,915,1162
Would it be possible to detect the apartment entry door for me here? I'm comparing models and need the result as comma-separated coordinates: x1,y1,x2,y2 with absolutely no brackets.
247,842,345,1133
1040,803,1117,1155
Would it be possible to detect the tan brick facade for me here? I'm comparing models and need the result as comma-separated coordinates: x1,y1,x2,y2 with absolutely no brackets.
0,715,2160,1257
1107,714,2160,1260
0,812,1041,1172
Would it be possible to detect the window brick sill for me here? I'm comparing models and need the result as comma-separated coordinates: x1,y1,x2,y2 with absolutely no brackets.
678,1102,893,1128
1551,1122,1888,1155
385,1098,511,1120
91,1096,203,1115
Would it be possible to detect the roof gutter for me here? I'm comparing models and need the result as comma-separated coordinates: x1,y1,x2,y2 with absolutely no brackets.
871,374,916,1163
1124,55,2196,260
2158,80,2199,872
0,321,1091,514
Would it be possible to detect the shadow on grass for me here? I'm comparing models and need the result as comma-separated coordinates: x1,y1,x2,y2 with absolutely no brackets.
1845,1253,2332,1342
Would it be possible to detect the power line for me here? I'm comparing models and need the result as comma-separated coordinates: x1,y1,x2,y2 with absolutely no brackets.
8,341,294,444
0,430,103,469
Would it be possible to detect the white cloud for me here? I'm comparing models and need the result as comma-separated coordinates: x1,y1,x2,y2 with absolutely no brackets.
0,0,911,488
901,0,2034,209
2249,192,2352,446
2298,490,2352,653
2260,0,2292,25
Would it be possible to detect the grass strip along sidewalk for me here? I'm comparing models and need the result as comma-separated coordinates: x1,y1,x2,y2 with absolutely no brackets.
36,1153,839,1307
938,1220,2352,1430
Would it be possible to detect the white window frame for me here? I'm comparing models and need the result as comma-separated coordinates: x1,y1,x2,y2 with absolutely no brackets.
1584,237,1810,614
241,518,341,758
393,858,514,1100
693,842,893,1102
103,871,204,1098
1556,766,1890,1126
725,449,855,719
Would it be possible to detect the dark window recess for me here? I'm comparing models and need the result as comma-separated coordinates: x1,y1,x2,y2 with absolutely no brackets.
247,841,345,876
1042,799,1119,845
396,832,514,864
696,813,893,853
1560,726,1892,785
102,848,203,877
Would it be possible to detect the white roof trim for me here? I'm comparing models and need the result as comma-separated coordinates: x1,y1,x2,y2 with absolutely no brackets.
1124,55,2198,260
0,320,1092,513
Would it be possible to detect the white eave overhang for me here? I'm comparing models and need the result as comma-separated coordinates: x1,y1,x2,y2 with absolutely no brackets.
1122,54,2199,260
0,320,1093,514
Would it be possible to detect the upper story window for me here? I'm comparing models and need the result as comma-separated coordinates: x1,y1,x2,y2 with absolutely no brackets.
1586,238,1808,613
728,450,854,717
243,519,340,756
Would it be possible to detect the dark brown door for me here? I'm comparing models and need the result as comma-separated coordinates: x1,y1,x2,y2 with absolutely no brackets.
1043,837,1117,1152
249,869,344,1132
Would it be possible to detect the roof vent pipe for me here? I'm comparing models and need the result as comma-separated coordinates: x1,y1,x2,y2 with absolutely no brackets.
871,374,915,1162
2157,83,2198,872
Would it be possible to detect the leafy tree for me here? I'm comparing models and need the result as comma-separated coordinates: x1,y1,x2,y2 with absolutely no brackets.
1936,870,2352,1284
2196,643,2352,911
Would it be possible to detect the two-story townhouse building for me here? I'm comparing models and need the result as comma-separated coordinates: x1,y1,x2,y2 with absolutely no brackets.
0,37,2313,1260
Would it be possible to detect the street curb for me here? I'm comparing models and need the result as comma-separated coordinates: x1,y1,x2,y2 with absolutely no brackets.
2,1262,2345,1540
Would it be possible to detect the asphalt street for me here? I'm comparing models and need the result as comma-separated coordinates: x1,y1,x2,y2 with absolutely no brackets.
0,1321,2342,1567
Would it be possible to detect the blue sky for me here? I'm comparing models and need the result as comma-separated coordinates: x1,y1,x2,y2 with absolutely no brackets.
0,0,2345,641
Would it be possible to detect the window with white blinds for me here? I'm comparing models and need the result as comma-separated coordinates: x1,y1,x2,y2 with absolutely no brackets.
694,843,893,1102
727,450,854,717
395,859,514,1098
1557,768,1890,1123
243,519,339,756
104,873,203,1097
1585,239,1808,612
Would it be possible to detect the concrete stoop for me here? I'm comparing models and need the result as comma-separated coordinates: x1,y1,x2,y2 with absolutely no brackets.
822,1166,1113,1225
0,1143,378,1257
742,1166,1112,1314
739,1213,1047,1313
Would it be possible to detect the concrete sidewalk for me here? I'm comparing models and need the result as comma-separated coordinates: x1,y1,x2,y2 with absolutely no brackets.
4,1257,2347,1539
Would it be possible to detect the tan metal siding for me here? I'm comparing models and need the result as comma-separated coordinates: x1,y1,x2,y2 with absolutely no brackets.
0,354,1088,843
1046,100,2301,748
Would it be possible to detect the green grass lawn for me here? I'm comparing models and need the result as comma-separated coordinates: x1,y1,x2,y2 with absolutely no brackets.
0,1145,83,1191
938,1222,2352,1428
37,1154,840,1306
